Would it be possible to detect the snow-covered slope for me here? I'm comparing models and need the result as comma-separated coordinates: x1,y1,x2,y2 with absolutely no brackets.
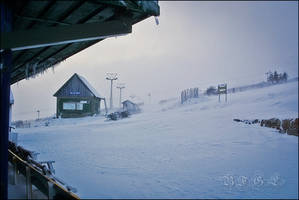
17,81,298,199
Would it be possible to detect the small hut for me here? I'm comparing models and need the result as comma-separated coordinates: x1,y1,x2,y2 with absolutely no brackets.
54,73,107,118
122,100,141,114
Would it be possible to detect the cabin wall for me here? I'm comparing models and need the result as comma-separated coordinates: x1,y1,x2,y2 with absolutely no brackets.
56,97,100,118
123,101,140,114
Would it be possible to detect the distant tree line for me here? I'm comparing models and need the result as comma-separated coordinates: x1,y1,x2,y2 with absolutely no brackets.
266,71,288,83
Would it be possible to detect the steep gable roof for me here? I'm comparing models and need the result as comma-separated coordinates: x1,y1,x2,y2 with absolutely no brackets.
77,74,102,98
53,73,103,98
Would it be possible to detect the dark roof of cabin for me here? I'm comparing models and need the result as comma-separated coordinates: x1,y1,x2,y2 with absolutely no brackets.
3,1,160,85
122,100,136,105
53,73,103,98
76,74,102,98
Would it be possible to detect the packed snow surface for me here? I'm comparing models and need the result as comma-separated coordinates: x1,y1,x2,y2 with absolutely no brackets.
17,81,298,198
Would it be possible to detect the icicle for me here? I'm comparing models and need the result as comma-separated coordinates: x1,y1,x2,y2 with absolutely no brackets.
52,65,55,74
155,16,159,25
33,63,37,77
25,64,29,80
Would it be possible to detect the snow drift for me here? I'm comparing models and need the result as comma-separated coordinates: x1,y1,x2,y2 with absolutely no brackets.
16,80,298,198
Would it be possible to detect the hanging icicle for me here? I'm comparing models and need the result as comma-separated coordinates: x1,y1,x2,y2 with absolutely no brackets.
154,16,159,25
25,64,29,80
33,63,37,78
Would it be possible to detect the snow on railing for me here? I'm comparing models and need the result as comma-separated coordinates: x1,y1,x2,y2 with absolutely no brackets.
8,141,79,199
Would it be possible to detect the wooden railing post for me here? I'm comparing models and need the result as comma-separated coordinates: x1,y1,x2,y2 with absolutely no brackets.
25,166,32,199
48,181,55,199
12,156,17,185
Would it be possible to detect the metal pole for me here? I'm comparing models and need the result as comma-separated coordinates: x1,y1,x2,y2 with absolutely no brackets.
116,85,125,108
110,80,113,109
119,88,122,107
119,88,121,107
37,110,40,120
104,99,108,114
106,73,117,110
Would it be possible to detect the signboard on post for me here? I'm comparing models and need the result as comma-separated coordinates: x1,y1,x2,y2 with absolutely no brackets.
218,84,227,102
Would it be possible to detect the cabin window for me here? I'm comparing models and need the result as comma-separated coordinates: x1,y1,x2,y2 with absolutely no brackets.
76,103,83,110
63,102,76,110
63,102,84,110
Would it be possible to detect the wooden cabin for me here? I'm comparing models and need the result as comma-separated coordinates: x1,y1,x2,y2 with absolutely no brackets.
53,73,107,118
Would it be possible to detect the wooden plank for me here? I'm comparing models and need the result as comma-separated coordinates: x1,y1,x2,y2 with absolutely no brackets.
1,20,131,51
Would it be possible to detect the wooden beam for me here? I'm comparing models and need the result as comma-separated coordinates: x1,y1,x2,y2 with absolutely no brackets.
26,0,57,29
11,6,113,81
12,0,87,66
1,20,131,51
15,14,71,25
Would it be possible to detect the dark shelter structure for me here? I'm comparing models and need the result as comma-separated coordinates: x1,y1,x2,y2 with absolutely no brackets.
54,73,107,118
122,100,141,114
0,1,159,199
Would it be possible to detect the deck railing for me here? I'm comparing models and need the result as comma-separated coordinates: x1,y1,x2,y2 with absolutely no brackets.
8,143,79,200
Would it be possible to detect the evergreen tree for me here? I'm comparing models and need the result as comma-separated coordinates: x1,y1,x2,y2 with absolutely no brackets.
269,72,274,83
266,71,272,82
282,72,288,82
273,71,279,83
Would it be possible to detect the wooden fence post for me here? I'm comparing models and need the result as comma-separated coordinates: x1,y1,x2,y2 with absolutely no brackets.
25,166,32,199
48,181,55,199
225,91,227,102
12,157,17,185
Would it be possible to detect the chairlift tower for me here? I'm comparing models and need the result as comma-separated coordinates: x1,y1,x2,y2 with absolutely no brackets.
106,73,118,110
117,84,125,108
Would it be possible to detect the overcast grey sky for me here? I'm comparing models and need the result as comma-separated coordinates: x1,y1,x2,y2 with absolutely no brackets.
12,1,298,120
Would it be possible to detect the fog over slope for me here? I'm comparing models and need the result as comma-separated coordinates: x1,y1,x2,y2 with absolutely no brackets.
11,1,298,121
